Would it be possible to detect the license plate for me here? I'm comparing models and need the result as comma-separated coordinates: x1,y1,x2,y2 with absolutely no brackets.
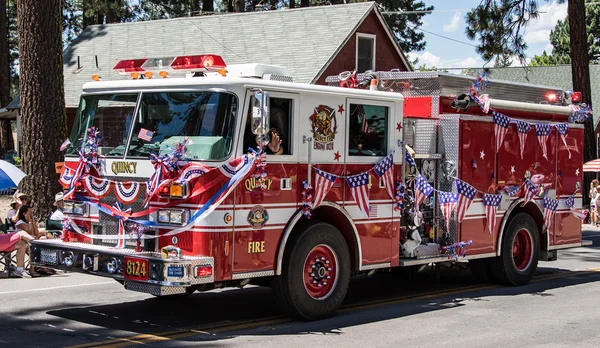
167,265,184,278
40,249,58,265
124,257,149,281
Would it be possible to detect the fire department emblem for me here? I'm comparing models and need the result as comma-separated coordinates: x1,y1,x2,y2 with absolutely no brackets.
310,105,337,150
247,205,269,229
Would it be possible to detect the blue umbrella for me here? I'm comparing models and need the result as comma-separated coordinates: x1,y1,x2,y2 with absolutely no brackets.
0,160,25,190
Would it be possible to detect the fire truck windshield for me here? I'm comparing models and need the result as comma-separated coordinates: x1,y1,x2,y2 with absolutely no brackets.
66,91,238,161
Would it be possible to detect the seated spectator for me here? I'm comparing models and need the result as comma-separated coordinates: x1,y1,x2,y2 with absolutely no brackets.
50,192,64,221
0,230,35,278
15,204,55,276
7,192,31,229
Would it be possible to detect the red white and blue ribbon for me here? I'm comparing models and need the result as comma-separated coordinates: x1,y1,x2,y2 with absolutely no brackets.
394,182,404,212
543,197,559,232
483,193,502,234
439,192,457,232
374,151,395,200
113,201,132,248
301,180,313,219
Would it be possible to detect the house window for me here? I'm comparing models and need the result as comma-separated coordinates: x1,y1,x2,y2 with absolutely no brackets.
356,33,376,73
348,103,388,156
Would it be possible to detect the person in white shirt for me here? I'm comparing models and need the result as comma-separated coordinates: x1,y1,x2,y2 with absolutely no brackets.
50,192,64,221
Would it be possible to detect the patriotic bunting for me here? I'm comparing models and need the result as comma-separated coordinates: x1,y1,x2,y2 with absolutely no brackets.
564,195,586,221
535,124,551,159
515,120,531,159
347,172,371,218
414,174,434,210
374,151,395,200
455,179,477,222
439,192,457,232
543,197,559,232
555,123,571,159
483,194,502,234
115,182,142,205
405,149,416,168
493,111,510,153
313,169,338,209
523,178,538,205
83,176,111,198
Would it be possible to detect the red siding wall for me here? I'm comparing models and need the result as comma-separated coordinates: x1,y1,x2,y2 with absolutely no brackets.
314,11,409,85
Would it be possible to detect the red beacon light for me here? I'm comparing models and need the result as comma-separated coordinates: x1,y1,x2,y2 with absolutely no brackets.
113,58,148,75
571,91,582,104
171,54,226,70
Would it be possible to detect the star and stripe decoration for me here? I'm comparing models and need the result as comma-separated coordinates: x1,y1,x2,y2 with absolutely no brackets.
347,172,371,218
536,123,552,159
493,111,510,152
414,174,434,210
374,152,395,200
438,192,457,232
523,178,539,205
455,179,477,223
515,120,531,159
313,169,339,209
543,196,559,232
483,194,502,234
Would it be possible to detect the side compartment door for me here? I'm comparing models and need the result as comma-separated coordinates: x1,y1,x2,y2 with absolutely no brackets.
233,91,299,276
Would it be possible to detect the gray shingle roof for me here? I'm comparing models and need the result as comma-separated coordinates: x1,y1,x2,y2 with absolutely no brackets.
62,2,392,107
486,65,600,126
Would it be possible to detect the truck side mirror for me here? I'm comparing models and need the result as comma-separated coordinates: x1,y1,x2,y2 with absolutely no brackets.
250,90,270,137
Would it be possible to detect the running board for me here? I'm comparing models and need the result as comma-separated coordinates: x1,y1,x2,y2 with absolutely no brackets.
582,239,593,247
399,253,496,267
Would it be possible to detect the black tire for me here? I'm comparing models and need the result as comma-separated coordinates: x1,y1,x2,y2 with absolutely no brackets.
490,213,540,286
273,222,351,320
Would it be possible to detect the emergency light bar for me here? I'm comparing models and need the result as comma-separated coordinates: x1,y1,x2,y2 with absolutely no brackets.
112,54,226,76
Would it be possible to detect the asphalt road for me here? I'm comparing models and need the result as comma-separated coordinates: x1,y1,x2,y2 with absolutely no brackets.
3,228,600,348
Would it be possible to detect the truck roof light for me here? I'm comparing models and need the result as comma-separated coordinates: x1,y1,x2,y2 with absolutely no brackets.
572,91,582,103
171,54,226,70
113,58,148,74
141,57,176,71
159,71,168,78
545,92,557,103
91,75,101,81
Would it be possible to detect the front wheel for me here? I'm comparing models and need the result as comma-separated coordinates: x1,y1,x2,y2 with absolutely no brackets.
273,222,351,320
490,213,540,285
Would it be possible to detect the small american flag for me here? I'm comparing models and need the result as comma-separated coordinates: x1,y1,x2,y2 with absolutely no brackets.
313,169,338,209
346,172,370,218
493,111,510,153
536,124,551,159
374,151,395,200
543,196,559,232
439,192,458,232
357,105,369,134
138,128,155,142
555,123,571,159
414,174,433,210
515,120,531,159
455,179,477,222
564,194,585,221
523,178,538,205
483,194,502,234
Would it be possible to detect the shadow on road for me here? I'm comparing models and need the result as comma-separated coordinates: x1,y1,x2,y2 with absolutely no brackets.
8,261,593,346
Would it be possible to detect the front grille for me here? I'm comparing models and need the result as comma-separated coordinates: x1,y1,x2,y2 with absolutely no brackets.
93,188,155,251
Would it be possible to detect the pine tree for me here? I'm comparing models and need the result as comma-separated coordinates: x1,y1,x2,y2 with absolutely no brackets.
530,1,600,64
17,0,67,219
466,0,595,205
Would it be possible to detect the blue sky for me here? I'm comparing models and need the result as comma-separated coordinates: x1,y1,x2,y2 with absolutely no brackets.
408,0,568,70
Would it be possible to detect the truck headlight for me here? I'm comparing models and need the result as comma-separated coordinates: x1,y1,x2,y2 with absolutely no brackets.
157,209,188,225
63,202,74,214
73,203,87,215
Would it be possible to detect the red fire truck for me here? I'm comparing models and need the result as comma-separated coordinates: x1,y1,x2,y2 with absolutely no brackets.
30,54,591,320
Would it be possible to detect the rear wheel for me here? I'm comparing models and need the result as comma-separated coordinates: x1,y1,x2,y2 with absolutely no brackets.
273,222,351,320
490,213,539,285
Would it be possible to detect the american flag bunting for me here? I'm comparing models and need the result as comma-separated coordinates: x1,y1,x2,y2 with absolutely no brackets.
523,178,538,205
564,194,585,221
439,192,458,232
346,172,371,218
405,149,416,168
414,174,434,210
374,151,395,200
535,124,551,159
313,169,338,209
483,194,502,234
493,111,510,153
357,105,369,134
515,120,531,159
543,196,559,232
455,178,477,222
555,123,571,159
